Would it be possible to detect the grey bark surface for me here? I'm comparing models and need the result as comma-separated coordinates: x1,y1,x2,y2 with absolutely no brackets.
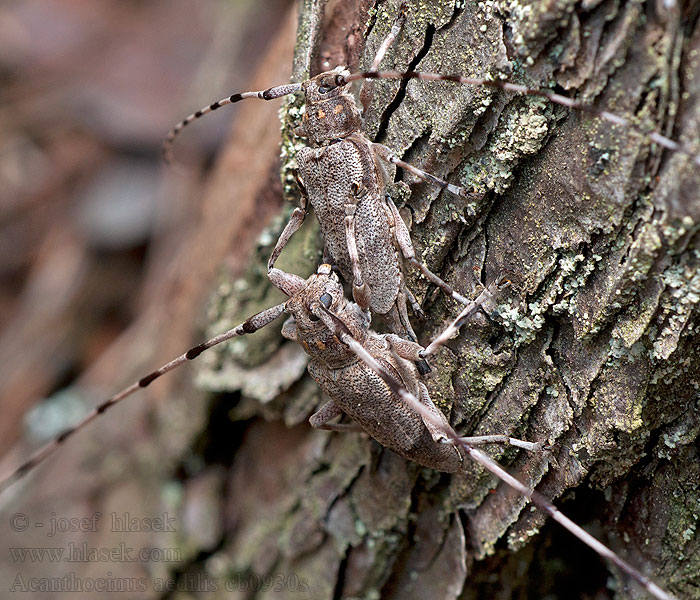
192,1,700,599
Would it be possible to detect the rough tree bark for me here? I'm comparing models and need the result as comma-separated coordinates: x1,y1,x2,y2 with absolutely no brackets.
195,1,700,599
2,1,696,599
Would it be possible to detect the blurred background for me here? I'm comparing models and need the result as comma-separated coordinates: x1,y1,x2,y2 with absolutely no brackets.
0,0,293,463
0,1,298,595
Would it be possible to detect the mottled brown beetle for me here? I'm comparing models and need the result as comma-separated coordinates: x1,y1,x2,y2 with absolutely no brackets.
0,264,678,600
162,8,700,353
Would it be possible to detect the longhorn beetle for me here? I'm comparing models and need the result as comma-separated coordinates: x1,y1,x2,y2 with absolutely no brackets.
162,1,700,359
162,2,700,386
0,262,680,600
1,1,696,600
164,1,698,596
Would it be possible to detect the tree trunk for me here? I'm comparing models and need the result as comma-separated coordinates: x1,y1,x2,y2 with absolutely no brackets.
197,1,700,598
3,2,697,599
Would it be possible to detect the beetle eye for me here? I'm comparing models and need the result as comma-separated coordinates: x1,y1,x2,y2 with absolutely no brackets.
319,293,332,308
318,85,330,94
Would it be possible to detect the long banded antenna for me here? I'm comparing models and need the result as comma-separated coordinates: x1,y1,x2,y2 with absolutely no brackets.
343,70,700,167
0,303,286,495
162,82,301,163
